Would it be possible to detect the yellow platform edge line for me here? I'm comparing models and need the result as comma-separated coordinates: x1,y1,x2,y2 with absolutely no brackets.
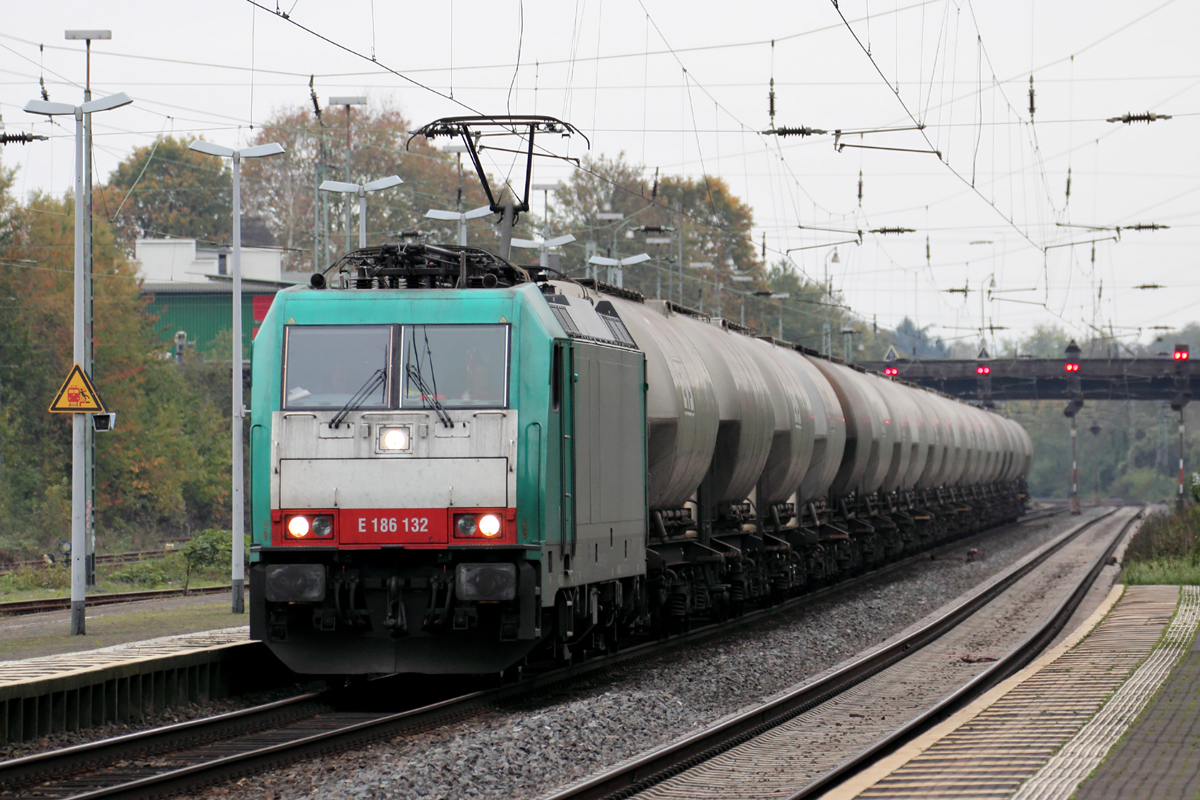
818,582,1127,800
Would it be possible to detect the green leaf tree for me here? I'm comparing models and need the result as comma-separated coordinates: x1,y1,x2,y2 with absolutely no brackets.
240,101,493,271
103,136,232,252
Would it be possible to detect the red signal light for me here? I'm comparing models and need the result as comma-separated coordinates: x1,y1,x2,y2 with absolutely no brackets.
1064,363,1080,372
1174,350,1189,361
884,366,898,376
975,365,991,375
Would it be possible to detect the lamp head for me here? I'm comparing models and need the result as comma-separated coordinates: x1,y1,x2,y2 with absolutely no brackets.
24,99,76,116
189,140,236,158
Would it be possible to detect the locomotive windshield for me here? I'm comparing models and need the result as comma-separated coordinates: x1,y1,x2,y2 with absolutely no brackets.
283,326,393,409
402,324,509,409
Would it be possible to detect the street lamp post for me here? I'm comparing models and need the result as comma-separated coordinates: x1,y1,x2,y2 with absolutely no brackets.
426,205,493,246
189,140,285,614
511,234,576,270
66,29,111,589
327,97,367,253
588,253,650,288
823,249,840,356
319,176,403,249
25,90,132,635
754,291,790,339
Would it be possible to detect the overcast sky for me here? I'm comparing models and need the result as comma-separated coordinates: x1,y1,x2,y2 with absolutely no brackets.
2,0,1196,350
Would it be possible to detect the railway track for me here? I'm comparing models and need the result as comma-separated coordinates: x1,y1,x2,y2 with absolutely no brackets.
0,586,232,617
0,507,1068,799
546,506,1138,800
0,550,175,576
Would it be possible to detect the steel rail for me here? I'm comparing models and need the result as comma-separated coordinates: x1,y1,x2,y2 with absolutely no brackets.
0,693,328,792
544,506,1126,800
0,508,1064,799
0,586,232,617
786,505,1143,800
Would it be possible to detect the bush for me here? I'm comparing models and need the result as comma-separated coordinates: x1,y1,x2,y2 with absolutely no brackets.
106,555,186,587
1124,507,1200,565
1123,506,1200,586
182,529,235,591
1123,557,1200,586
0,564,71,592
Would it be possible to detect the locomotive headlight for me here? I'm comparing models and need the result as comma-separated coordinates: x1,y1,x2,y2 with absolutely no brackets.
478,513,502,537
311,515,334,538
456,514,478,537
287,515,311,538
378,426,410,451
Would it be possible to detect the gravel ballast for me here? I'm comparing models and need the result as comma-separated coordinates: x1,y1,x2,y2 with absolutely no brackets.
183,509,1093,800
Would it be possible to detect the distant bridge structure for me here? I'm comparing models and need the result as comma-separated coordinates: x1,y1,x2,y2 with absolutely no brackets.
858,341,1195,512
857,354,1195,408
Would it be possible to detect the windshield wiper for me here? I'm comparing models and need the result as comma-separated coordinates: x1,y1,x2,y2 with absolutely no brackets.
330,368,387,429
406,364,454,428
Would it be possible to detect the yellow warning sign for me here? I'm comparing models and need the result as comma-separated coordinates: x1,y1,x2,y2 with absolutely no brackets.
48,364,107,414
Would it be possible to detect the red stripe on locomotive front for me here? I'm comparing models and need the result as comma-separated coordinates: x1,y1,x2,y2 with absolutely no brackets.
272,507,516,547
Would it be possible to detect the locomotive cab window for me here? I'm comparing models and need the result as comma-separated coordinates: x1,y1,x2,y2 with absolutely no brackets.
283,325,393,409
402,324,510,409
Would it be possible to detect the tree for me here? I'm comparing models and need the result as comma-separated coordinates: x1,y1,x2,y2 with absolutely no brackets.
892,317,950,359
240,101,493,272
102,136,232,252
0,191,231,557
550,153,764,313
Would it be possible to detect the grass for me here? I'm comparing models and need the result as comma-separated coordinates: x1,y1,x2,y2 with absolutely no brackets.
1,598,244,661
1123,506,1200,586
0,554,230,601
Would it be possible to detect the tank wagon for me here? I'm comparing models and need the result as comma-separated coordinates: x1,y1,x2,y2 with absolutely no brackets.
248,244,1031,675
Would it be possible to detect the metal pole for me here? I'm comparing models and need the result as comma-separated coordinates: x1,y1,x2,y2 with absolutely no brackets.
343,105,352,254
1070,416,1080,515
231,153,245,614
676,203,684,305
499,203,515,260
1179,410,1186,511
71,108,86,635
83,40,96,588
358,192,367,249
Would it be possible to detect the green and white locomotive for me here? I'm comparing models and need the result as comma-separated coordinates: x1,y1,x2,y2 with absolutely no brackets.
248,115,1031,676
248,242,1030,675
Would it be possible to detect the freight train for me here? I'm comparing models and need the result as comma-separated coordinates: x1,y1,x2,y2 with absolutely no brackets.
248,244,1031,676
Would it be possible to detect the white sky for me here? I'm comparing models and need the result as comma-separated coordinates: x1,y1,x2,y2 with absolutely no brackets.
2,0,1197,349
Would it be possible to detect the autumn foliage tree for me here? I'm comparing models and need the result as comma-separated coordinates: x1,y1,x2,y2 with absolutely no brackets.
102,135,232,252
0,174,231,557
240,101,494,271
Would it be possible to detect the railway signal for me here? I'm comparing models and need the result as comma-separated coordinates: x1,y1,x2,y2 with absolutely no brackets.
884,366,899,377
1172,344,1192,510
1063,340,1084,515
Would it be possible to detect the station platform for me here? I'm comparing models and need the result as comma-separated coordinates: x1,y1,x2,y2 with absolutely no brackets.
827,582,1200,800
0,609,258,747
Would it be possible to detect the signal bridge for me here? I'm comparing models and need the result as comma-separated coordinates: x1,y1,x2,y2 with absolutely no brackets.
859,343,1195,409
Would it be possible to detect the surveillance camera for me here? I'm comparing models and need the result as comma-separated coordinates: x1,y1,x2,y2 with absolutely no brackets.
92,412,116,432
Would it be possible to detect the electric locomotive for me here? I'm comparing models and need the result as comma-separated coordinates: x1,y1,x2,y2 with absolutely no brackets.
248,241,1031,676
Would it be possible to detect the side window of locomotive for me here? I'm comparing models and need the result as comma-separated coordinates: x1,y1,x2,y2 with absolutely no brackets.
283,325,393,409
402,324,510,409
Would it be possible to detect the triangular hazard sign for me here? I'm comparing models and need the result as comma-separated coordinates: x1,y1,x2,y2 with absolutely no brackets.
977,346,991,360
883,345,900,362
48,364,107,414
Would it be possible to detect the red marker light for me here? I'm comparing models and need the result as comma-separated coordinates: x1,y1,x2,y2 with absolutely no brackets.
1174,350,1189,361
884,366,898,376
1064,363,1080,372
975,365,991,375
